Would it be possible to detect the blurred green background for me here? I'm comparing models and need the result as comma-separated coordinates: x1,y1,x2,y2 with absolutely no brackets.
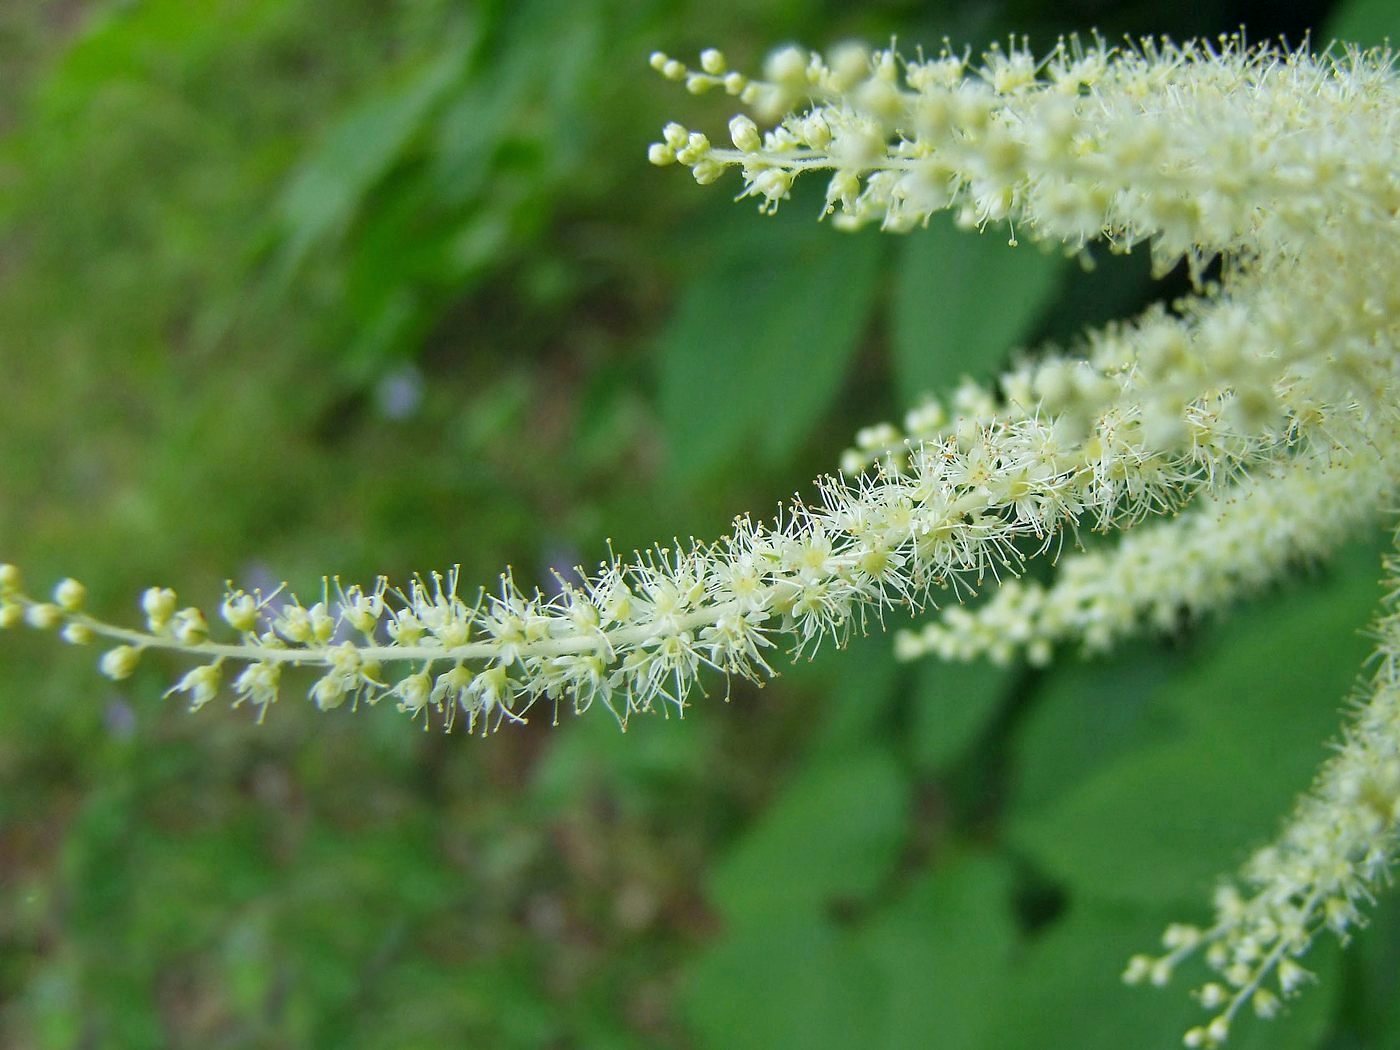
3,1,1400,1047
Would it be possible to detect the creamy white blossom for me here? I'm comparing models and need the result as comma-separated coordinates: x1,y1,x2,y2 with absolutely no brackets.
4,34,1400,1047
645,33,1400,1046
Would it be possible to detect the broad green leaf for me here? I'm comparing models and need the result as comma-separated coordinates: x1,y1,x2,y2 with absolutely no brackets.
531,704,713,815
907,657,1013,773
890,215,1065,402
1346,883,1400,1046
685,920,879,1050
686,853,1017,1050
807,630,906,756
707,748,907,924
859,853,1017,1050
1010,541,1384,906
1011,730,1287,906
1159,541,1386,739
985,904,1339,1050
1009,642,1183,815
658,202,883,482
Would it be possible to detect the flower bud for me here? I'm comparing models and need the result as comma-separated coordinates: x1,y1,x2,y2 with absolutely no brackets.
61,623,94,646
729,114,761,152
142,587,178,630
99,645,140,681
0,564,22,594
54,578,86,612
26,603,61,630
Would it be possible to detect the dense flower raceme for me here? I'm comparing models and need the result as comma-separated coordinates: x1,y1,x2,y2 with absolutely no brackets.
640,35,1400,1045
4,34,1400,1046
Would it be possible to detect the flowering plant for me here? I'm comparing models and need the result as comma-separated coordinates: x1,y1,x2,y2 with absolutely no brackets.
6,32,1400,1047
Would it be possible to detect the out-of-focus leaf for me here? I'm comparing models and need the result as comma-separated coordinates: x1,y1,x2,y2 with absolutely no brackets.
890,215,1065,401
27,962,84,1050
430,0,600,200
686,920,878,1050
1012,731,1282,906
1009,643,1182,814
222,907,275,1017
274,0,626,376
32,0,283,113
907,657,1012,773
687,852,1016,1050
1009,541,1384,906
707,748,906,924
1325,0,1400,48
276,45,466,274
860,852,1017,1049
531,705,713,815
1346,883,1400,1046
659,202,883,482
807,629,905,755
985,903,1339,1050
1159,543,1384,739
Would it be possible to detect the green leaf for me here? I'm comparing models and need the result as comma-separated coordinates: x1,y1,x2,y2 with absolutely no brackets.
1012,730,1286,906
1009,643,1183,816
1325,0,1400,48
35,0,284,113
986,903,1339,1050
685,853,1017,1050
1158,542,1385,740
807,630,906,756
685,920,879,1050
1344,881,1400,1046
906,657,1013,773
275,45,465,275
658,202,883,482
859,852,1017,1050
707,748,907,924
531,705,713,816
890,215,1065,402
1010,541,1384,906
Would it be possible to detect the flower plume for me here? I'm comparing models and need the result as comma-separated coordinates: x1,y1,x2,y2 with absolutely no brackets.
6,31,1400,1046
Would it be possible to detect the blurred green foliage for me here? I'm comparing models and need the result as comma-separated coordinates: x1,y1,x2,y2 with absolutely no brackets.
3,0,1399,1047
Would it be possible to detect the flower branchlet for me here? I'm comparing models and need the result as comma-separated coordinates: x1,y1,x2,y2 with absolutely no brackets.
1122,551,1400,1046
648,36,1400,272
1,399,1271,735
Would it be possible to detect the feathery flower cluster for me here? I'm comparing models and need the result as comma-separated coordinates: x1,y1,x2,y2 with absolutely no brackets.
648,35,1400,269
645,34,1400,1044
5,33,1400,1046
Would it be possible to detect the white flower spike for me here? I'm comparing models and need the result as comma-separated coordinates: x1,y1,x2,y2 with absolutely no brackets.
5,33,1400,1046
